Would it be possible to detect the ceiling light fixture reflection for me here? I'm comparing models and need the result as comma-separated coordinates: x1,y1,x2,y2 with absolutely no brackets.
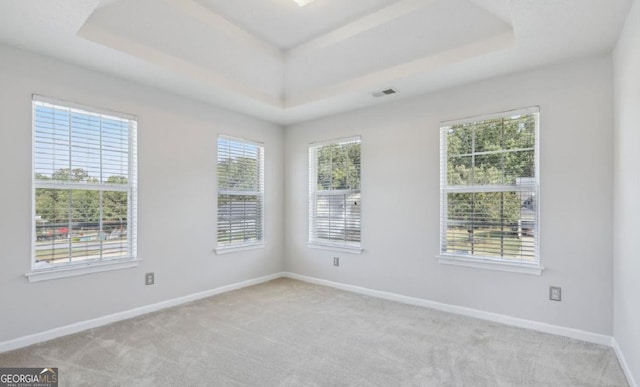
293,0,315,7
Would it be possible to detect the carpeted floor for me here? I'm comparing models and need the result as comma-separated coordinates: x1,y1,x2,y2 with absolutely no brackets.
0,278,628,386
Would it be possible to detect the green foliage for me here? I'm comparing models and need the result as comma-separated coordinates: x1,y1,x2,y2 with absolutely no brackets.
316,142,360,190
448,192,522,225
444,114,537,255
447,114,535,186
106,175,128,185
35,168,128,226
103,191,127,222
52,168,90,182
35,188,69,224
218,157,259,191
71,189,100,222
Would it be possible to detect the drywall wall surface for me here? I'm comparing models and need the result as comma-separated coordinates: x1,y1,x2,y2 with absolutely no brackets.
613,0,640,383
285,55,614,335
0,44,285,343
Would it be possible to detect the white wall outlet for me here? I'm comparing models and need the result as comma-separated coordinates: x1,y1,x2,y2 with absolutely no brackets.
333,257,339,266
549,286,561,301
145,272,155,285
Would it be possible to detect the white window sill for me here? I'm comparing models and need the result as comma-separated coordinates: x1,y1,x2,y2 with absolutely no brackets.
308,242,363,254
437,255,544,275
214,242,266,255
26,258,141,283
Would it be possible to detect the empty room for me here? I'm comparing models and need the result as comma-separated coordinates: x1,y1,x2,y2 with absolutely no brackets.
0,0,638,385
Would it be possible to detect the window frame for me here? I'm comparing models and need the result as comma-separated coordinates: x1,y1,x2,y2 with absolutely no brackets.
28,95,139,282
308,136,363,254
215,135,265,254
437,107,542,275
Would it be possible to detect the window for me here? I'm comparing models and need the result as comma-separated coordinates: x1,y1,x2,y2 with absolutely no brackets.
32,96,137,273
217,136,264,250
439,107,540,272
308,136,361,252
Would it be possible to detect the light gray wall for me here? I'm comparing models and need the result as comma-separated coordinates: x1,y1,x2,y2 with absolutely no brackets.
0,44,284,343
613,0,640,383
285,55,614,335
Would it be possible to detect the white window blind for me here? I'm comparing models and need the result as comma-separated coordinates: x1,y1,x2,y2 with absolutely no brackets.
32,96,137,269
217,136,264,247
309,137,361,248
440,107,539,265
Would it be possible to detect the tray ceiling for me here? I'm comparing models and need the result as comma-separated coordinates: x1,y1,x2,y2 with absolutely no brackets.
0,0,632,124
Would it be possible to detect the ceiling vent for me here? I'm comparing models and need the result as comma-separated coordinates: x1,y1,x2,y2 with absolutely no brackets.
372,88,398,98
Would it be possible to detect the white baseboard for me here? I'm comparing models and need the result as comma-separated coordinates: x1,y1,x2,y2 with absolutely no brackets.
612,337,638,387
0,272,284,354
3,270,634,387
282,272,612,346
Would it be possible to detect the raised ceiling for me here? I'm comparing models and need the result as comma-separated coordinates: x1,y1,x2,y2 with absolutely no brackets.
196,0,399,50
0,0,633,124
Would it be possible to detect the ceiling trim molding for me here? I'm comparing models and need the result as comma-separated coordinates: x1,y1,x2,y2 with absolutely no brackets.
77,22,283,108
163,0,283,60
285,29,515,108
286,0,438,58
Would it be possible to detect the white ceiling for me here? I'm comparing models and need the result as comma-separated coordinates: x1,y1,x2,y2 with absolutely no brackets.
0,0,633,125
195,0,398,50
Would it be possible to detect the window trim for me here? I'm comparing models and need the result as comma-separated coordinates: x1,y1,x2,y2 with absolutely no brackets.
307,242,363,254
216,134,265,251
308,136,362,251
436,255,543,275
438,107,542,274
26,258,142,283
214,242,267,255
28,95,138,280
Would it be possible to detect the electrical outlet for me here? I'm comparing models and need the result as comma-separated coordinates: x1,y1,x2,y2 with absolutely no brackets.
549,286,561,301
333,257,339,267
145,272,155,286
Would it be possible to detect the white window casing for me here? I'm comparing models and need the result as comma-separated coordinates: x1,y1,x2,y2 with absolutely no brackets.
29,95,138,281
308,136,362,253
438,107,542,274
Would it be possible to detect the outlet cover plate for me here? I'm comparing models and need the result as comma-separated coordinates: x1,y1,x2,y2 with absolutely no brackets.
549,286,561,301
333,257,339,266
145,272,155,285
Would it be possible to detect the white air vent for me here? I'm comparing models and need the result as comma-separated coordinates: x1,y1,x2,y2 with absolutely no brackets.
372,88,398,98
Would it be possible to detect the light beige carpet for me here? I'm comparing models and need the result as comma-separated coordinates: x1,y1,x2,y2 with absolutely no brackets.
0,278,628,386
